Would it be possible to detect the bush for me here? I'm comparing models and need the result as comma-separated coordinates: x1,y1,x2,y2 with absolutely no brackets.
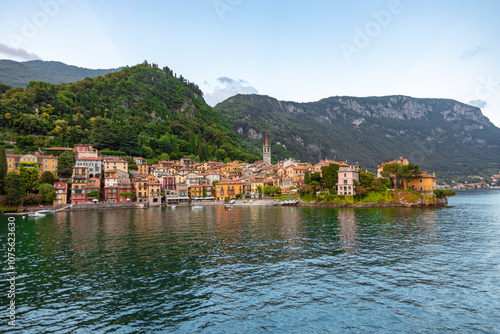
100,149,126,156
40,171,56,185
434,189,456,198
22,194,43,205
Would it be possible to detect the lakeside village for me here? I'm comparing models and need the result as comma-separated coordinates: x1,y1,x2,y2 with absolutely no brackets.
2,135,463,211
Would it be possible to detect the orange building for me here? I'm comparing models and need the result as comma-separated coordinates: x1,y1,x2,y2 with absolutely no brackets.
408,172,437,193
214,181,245,200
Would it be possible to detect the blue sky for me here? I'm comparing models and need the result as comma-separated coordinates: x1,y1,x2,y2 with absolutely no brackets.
1,0,500,126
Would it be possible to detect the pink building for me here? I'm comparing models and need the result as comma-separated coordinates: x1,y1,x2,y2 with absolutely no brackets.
337,166,359,195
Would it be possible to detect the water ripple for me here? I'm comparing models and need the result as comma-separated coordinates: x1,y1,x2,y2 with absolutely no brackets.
1,191,500,333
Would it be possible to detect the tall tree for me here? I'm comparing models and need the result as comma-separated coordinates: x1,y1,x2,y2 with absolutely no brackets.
37,183,57,204
197,137,203,158
381,163,420,189
90,117,117,150
119,124,140,156
40,171,56,185
189,130,196,155
0,146,7,195
159,153,170,161
321,163,340,191
57,150,75,178
4,172,22,205
19,162,39,194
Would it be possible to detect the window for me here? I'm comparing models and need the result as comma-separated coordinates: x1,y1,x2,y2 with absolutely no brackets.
344,173,346,177
420,179,423,183
344,180,347,185
45,164,48,168
420,187,423,191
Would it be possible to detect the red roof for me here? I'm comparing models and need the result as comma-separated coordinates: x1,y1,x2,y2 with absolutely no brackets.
76,157,102,161
46,147,73,151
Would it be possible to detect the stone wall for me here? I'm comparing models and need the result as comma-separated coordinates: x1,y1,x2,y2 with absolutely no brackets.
68,202,141,211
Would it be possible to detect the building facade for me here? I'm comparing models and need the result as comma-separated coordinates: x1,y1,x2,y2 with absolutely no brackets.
71,167,89,204
53,181,68,205
337,166,359,196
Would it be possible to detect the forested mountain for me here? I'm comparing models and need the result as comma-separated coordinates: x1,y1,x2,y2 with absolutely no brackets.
0,62,259,162
0,59,122,88
215,94,500,180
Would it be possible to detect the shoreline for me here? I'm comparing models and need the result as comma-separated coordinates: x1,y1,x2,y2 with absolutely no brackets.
4,196,448,215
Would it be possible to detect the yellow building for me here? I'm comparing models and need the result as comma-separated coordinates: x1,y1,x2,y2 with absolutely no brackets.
196,162,211,172
70,167,88,204
188,184,214,198
251,180,265,196
408,172,437,193
214,181,244,200
6,153,58,177
148,178,162,205
137,163,149,176
220,164,241,175
133,176,149,203
103,157,128,173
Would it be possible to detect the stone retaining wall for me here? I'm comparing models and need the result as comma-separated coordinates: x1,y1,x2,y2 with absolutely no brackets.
68,203,141,211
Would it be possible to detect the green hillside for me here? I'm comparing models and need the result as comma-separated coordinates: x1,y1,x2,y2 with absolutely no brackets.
215,94,500,181
0,59,122,88
0,61,259,162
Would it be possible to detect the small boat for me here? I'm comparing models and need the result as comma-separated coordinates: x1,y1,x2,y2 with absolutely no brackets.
171,205,177,209
27,210,52,218
37,209,55,214
192,205,203,209
224,206,231,211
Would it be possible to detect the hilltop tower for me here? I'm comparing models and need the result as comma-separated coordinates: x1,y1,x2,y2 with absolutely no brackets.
263,134,271,165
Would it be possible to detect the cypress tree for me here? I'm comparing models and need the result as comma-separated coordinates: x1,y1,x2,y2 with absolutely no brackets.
0,146,7,195
197,137,203,159
4,172,22,205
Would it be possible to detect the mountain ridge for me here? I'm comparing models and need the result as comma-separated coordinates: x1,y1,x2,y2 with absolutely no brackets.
215,93,500,181
0,59,123,88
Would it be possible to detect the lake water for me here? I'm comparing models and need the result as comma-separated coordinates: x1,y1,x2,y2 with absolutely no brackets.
1,191,500,333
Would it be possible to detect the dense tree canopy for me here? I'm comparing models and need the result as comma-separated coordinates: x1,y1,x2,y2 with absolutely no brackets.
40,171,55,185
4,172,22,205
381,163,420,189
0,62,259,162
0,146,6,195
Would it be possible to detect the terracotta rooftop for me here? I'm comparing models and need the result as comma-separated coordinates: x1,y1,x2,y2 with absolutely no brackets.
46,147,73,151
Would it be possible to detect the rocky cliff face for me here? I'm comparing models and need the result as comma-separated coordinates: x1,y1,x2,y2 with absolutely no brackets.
216,94,500,180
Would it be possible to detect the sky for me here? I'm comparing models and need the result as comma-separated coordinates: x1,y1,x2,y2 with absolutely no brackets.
1,0,500,127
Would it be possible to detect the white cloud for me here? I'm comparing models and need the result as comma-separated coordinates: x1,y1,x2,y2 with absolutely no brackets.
0,42,41,60
468,99,488,109
204,77,258,106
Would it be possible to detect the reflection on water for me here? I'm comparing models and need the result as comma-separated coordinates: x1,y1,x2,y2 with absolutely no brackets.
1,191,499,333
338,209,358,255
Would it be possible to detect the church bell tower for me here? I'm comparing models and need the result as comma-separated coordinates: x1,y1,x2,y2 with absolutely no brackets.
263,134,271,165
